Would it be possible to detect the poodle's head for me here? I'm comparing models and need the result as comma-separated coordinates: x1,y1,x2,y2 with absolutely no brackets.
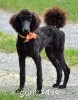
10,9,41,36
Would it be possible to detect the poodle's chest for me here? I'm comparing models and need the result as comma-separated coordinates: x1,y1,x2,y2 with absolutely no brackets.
17,41,38,56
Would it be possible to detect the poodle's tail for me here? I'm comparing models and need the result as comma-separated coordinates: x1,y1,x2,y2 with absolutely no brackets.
44,7,66,28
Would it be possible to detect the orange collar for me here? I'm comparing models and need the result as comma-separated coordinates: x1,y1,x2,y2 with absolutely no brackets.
18,32,37,43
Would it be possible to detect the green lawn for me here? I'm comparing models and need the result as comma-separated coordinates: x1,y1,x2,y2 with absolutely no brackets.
64,49,78,66
0,92,36,100
0,0,78,21
0,32,16,53
0,92,22,100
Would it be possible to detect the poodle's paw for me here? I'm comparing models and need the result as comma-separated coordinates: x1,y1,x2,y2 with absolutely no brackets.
58,85,66,89
15,88,23,93
53,83,59,88
36,89,42,94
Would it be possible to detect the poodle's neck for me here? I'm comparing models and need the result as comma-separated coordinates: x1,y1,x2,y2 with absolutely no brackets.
17,34,25,43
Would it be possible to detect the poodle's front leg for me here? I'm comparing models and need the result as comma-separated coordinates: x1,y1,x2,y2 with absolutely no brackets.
33,55,43,93
16,56,26,93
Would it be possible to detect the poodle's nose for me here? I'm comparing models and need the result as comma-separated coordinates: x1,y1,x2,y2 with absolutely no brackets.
23,29,29,33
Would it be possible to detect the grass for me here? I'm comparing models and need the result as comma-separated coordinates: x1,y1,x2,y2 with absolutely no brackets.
0,92,23,100
64,49,78,66
0,32,78,66
0,0,78,21
0,32,16,53
0,92,36,100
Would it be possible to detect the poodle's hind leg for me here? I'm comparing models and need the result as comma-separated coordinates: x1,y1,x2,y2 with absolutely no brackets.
45,47,62,88
56,53,70,89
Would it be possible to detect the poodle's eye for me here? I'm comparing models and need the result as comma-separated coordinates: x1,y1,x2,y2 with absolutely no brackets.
20,17,23,21
19,16,24,21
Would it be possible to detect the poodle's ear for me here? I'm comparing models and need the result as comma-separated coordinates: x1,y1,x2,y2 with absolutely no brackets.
30,12,41,32
10,14,19,31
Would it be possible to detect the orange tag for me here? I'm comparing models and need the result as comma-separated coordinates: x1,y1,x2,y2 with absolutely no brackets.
24,32,37,43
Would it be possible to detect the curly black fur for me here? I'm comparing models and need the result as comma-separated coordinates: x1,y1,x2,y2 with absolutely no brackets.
44,7,66,28
10,8,70,93
10,9,41,33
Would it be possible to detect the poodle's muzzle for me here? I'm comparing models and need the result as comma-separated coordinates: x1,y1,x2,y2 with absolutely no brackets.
22,20,31,34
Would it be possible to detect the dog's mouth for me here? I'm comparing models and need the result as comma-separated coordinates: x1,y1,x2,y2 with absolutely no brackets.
22,31,30,36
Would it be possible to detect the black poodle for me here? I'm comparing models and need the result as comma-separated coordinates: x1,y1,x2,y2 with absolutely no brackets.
10,7,70,93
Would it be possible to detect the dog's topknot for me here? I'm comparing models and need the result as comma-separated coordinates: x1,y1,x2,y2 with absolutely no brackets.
44,7,66,28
